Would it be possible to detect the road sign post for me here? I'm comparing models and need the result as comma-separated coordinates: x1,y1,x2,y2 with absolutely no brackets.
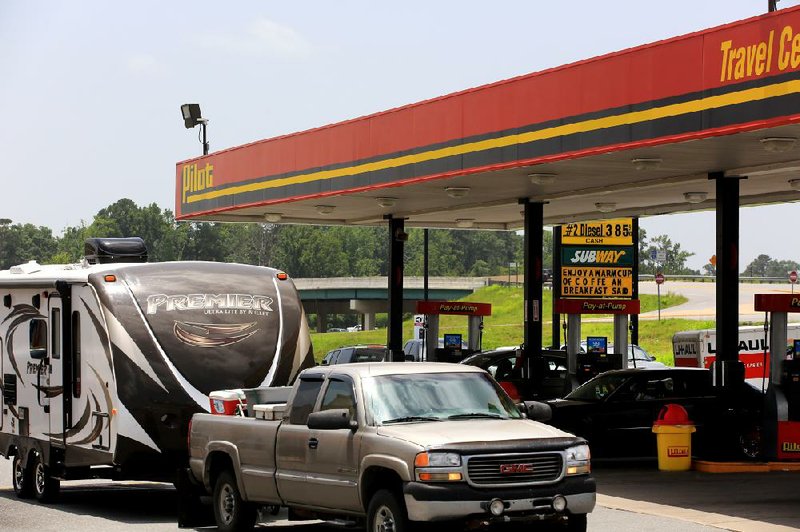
790,270,797,293
655,272,665,321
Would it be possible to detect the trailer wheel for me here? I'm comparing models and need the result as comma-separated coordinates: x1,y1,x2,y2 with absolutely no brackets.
12,454,33,499
367,489,408,532
213,470,256,532
31,452,60,503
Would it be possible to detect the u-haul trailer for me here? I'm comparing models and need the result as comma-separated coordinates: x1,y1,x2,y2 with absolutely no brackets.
0,238,313,507
673,323,800,388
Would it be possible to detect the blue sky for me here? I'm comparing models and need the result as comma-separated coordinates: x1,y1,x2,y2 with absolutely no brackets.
2,0,799,270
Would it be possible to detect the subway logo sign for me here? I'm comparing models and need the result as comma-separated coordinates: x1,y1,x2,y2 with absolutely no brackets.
561,246,634,266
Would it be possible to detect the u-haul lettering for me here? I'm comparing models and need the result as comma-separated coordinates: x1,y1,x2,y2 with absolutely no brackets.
667,446,689,458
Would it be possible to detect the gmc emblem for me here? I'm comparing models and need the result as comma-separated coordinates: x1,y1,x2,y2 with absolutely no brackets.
499,463,534,474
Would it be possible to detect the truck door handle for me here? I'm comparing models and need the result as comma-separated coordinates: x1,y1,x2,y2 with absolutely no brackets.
308,438,318,450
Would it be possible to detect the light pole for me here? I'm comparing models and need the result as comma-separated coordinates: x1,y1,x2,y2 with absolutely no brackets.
181,103,209,155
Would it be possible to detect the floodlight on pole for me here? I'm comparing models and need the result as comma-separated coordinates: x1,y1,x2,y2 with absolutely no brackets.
180,103,209,155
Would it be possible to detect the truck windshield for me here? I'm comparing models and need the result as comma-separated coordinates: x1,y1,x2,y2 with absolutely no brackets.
363,372,522,424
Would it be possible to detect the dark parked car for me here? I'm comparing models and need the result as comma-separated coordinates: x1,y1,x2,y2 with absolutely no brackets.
460,347,569,401
320,345,388,365
540,367,763,460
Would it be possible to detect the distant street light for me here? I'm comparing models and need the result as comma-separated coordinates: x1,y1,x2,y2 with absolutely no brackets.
180,103,209,155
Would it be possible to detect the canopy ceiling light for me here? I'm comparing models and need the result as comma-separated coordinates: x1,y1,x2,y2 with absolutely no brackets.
631,157,662,170
263,213,282,223
376,197,397,208
790,179,800,191
445,186,471,199
528,172,557,185
761,137,797,153
683,191,708,204
595,202,617,213
455,218,476,228
315,205,335,215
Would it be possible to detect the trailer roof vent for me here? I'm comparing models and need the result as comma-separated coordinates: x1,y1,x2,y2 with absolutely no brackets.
84,237,148,265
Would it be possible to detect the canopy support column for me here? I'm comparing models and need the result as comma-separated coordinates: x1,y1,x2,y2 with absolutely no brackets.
712,171,745,387
387,216,406,362
521,199,544,377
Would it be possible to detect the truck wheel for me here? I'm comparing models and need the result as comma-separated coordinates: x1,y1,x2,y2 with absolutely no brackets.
367,489,408,532
12,454,33,499
566,513,587,532
213,470,256,532
31,452,60,503
738,425,762,460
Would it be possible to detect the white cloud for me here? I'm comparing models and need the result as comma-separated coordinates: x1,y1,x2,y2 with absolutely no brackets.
126,54,165,76
201,17,313,59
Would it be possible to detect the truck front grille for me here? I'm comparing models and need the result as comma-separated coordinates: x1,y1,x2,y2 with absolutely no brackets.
466,452,563,486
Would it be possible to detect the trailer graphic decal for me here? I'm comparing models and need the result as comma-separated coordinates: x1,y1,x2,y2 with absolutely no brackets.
32,384,62,398
70,393,104,445
1,304,44,382
81,297,114,377
173,321,258,348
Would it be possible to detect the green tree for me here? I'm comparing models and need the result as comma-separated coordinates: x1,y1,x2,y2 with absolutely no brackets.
0,219,58,269
643,234,697,275
743,254,772,277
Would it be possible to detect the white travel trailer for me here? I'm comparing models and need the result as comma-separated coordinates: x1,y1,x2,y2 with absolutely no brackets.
0,238,313,506
673,323,800,388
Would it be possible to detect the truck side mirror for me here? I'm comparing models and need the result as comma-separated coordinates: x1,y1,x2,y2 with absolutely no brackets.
518,401,552,422
307,408,357,431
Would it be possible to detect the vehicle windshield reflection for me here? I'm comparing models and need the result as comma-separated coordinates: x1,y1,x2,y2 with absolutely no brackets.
565,373,632,402
363,372,522,424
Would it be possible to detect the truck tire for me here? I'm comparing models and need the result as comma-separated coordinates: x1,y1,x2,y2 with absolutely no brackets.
213,470,257,532
367,489,409,532
12,454,33,499
31,452,60,503
566,513,587,532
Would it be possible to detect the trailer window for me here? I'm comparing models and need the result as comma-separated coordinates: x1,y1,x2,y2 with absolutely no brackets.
288,378,323,425
72,311,81,398
51,309,60,359
29,319,47,358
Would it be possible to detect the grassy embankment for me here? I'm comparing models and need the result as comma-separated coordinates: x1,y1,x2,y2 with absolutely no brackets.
310,286,714,365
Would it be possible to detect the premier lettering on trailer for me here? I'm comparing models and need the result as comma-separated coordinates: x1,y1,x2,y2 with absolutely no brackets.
146,293,274,315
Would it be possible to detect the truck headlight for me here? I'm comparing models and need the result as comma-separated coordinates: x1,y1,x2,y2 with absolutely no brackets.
415,452,461,467
565,444,591,475
415,452,463,482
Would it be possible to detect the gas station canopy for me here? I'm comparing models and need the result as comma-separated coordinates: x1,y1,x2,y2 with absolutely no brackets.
176,8,800,228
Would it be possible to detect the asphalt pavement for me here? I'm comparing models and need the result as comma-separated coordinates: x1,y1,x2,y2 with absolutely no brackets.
1,457,799,531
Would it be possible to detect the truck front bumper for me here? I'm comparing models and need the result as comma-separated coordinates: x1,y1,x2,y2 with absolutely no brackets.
403,475,596,522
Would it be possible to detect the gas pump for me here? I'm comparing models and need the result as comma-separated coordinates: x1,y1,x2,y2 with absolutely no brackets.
556,299,640,391
754,294,800,461
576,336,623,384
415,301,491,363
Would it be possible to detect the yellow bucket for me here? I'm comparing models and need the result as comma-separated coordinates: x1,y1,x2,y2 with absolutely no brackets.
652,424,696,471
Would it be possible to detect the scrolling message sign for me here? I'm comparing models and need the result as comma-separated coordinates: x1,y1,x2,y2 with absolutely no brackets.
559,218,634,300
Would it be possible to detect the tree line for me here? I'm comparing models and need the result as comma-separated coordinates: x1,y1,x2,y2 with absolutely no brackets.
3,198,791,278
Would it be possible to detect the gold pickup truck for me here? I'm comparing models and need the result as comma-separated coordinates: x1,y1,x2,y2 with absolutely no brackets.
188,362,596,531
